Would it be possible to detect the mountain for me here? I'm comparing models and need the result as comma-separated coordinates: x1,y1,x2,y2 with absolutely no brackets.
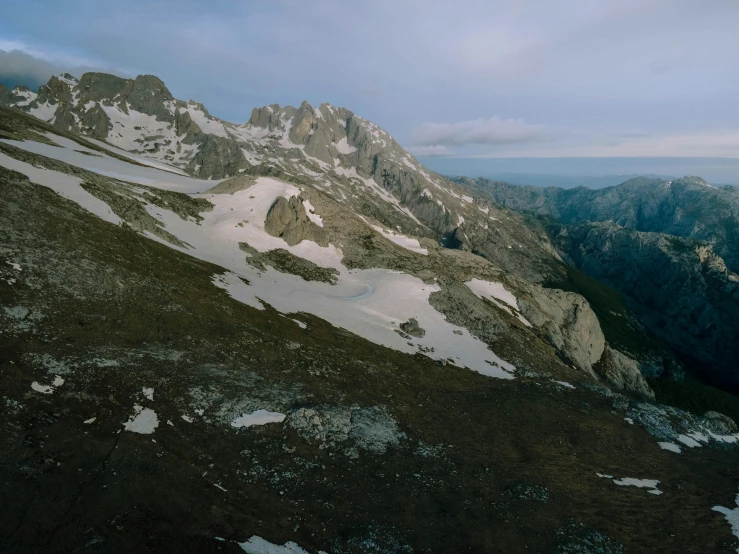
459,175,739,273
550,221,739,388
2,73,739,552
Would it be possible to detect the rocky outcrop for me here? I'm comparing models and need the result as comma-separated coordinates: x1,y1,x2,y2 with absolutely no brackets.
286,405,404,456
185,134,248,179
264,196,329,247
595,346,654,399
520,287,605,374
703,411,738,435
551,221,739,386
399,317,425,338
79,104,110,139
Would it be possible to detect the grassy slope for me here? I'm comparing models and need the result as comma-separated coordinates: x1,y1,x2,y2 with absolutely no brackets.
1,160,739,552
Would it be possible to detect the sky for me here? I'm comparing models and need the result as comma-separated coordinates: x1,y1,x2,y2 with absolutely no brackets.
1,0,738,163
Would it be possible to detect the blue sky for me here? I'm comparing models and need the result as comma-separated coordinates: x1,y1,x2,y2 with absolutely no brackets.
1,0,738,160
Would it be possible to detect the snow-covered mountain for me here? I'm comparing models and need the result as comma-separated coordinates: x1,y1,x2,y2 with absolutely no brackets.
2,74,739,552
3,72,565,281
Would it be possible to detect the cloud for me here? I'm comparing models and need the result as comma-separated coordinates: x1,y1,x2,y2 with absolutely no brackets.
409,116,546,147
474,130,739,158
406,145,453,157
620,129,651,138
0,49,65,89
0,1,737,149
0,42,123,90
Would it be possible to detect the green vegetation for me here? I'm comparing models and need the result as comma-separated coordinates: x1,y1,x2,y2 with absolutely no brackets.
649,378,739,426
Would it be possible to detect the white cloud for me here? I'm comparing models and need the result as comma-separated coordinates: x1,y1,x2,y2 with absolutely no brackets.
0,44,124,89
409,116,546,147
406,145,453,157
476,130,739,158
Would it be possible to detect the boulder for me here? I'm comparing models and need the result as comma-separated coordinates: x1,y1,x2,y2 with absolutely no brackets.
520,286,605,374
264,195,329,247
595,346,655,399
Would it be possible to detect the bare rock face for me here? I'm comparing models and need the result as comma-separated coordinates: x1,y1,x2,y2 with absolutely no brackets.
595,346,654,399
520,287,605,374
264,195,328,247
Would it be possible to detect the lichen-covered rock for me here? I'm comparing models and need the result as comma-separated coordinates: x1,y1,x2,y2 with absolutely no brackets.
287,405,404,456
595,346,654,399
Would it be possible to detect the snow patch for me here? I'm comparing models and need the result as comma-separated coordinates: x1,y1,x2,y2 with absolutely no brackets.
302,199,323,227
658,441,682,453
185,104,230,138
713,491,739,551
598,474,662,495
370,224,428,255
613,477,663,495
239,536,326,554
334,137,357,154
123,405,159,434
465,279,531,327
231,410,287,428
0,151,122,225
31,375,64,394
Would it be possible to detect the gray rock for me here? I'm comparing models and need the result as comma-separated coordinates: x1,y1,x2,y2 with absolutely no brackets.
595,346,654,399
287,405,403,455
520,286,605,374
264,195,328,247
702,411,738,435
399,317,425,338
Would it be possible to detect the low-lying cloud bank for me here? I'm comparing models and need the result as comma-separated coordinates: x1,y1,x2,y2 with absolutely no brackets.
407,115,547,157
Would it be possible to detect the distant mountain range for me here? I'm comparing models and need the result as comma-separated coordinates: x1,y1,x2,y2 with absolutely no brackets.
423,156,739,188
448,172,674,190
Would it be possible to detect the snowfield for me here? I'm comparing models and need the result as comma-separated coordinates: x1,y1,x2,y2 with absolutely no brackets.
465,278,532,327
3,136,517,379
1,134,219,192
369,224,428,255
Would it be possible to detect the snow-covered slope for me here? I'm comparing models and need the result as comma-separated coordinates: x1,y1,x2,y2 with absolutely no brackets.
1,122,519,378
4,72,556,286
